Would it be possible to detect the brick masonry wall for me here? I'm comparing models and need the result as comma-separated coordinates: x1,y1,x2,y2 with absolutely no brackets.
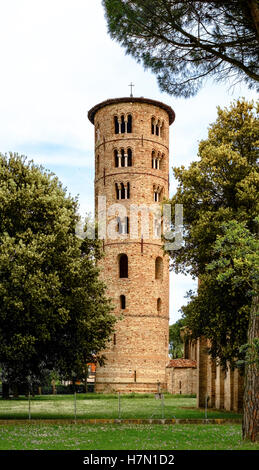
197,337,208,407
166,368,197,395
195,336,243,411
88,98,174,392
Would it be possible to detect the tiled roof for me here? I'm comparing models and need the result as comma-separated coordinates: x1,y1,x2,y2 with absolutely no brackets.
166,359,197,369
88,97,175,125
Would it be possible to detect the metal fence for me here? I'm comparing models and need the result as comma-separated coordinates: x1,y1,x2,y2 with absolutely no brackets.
0,383,95,397
0,392,209,422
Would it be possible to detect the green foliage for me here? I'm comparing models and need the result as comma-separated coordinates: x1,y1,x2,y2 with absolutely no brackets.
181,273,251,367
103,1,259,97
238,339,259,367
0,153,116,387
169,99,258,277
207,219,259,290
167,100,259,367
169,318,186,358
207,219,259,367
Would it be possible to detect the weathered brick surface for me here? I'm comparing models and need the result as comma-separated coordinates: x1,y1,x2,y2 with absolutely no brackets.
197,337,209,407
166,366,197,395
88,98,174,393
191,336,243,411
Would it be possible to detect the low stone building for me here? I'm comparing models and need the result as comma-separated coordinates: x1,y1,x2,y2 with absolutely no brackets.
166,359,197,395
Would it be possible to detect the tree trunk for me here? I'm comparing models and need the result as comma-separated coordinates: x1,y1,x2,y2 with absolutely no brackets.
242,295,259,442
247,0,259,41
2,383,10,399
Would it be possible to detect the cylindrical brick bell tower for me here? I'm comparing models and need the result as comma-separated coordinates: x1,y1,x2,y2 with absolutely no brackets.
88,97,175,393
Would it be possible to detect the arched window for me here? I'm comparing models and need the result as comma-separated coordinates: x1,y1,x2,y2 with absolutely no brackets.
153,186,163,202
155,257,163,280
119,254,128,278
121,115,126,133
115,183,119,199
127,148,132,167
151,117,155,135
114,116,119,134
121,183,125,200
117,216,129,234
120,295,126,309
154,190,159,202
127,114,132,133
160,153,164,171
121,148,125,167
115,149,132,168
156,120,160,136
115,182,130,200
160,122,164,138
157,298,162,312
114,114,133,134
152,151,155,169
114,149,119,167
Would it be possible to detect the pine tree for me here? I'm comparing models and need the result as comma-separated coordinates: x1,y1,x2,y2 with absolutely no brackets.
103,0,259,97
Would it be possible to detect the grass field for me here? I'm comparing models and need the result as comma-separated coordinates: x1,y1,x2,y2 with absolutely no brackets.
0,394,242,420
0,423,258,450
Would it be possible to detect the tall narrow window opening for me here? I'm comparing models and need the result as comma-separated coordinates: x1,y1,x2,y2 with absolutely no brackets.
116,183,130,200
115,183,120,199
155,257,163,280
154,191,159,202
121,115,125,133
160,122,164,138
121,148,125,167
114,149,119,167
127,148,132,167
114,116,119,134
117,217,129,234
156,120,160,136
120,295,126,309
152,151,155,168
151,117,155,134
121,183,126,200
119,254,128,278
127,114,132,133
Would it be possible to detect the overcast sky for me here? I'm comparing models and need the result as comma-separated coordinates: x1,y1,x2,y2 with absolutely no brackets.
0,0,257,323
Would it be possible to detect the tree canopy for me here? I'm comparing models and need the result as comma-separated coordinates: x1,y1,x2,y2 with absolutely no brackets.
169,318,186,358
166,99,258,440
103,0,259,97
168,99,258,277
167,99,258,365
0,153,115,389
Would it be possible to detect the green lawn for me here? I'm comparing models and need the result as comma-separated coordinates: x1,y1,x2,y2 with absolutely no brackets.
0,423,258,450
0,394,242,420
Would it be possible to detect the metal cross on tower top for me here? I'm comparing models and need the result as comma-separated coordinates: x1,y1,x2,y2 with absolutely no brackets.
129,82,134,97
